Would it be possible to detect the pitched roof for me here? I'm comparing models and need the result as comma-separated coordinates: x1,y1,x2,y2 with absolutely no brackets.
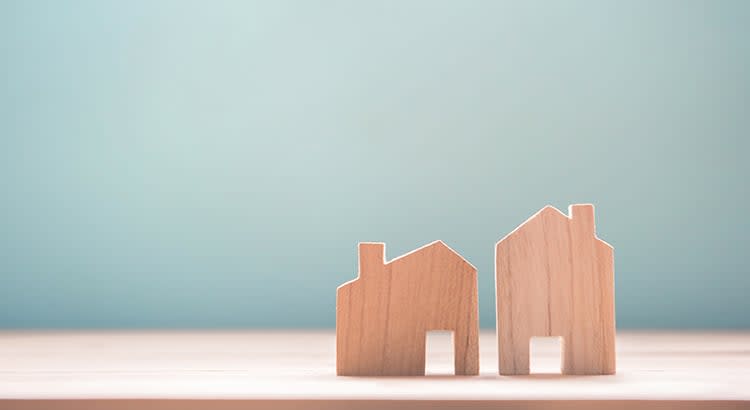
496,204,612,249
387,240,476,271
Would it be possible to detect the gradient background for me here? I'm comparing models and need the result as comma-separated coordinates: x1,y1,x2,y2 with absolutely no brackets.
1,0,748,329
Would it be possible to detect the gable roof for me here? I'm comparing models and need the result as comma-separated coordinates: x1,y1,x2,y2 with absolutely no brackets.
496,204,612,249
387,240,476,271
338,240,476,290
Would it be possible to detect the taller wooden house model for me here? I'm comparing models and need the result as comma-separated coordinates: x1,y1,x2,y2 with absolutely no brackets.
495,204,615,375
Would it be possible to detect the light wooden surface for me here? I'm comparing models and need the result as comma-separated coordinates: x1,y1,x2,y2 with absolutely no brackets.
1,331,749,409
496,204,615,375
336,241,479,375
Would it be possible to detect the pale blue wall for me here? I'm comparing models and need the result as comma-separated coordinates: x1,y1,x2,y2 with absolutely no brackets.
1,0,748,328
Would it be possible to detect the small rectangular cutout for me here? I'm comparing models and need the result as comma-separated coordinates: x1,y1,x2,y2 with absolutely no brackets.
425,331,454,375
530,336,563,374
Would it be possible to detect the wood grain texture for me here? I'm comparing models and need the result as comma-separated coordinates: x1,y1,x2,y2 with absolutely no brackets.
1,331,749,409
336,241,479,376
496,204,615,375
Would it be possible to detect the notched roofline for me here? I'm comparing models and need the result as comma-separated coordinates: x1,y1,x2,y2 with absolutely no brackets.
337,240,476,290
495,204,613,249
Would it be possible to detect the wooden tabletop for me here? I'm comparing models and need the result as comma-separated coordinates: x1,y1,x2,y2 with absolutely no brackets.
1,331,748,409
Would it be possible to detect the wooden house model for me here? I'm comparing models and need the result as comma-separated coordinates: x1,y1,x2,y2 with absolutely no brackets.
495,204,615,375
336,241,479,376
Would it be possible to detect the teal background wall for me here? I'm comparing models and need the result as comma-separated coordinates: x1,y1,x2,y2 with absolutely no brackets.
1,0,748,329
